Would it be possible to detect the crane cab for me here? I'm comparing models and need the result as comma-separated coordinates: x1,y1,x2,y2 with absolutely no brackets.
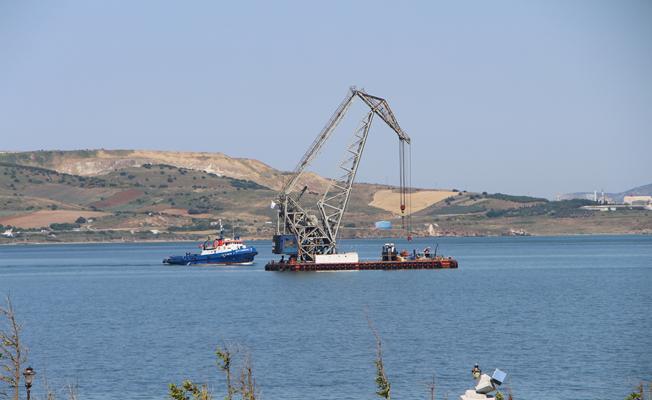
272,234,299,255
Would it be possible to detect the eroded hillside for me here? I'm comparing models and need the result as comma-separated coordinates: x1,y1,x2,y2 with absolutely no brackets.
1,150,650,243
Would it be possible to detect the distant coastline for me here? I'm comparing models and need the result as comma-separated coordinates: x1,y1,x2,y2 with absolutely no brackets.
2,230,650,247
1,150,651,242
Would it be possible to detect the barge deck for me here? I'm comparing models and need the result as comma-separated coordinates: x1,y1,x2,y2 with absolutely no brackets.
265,258,458,272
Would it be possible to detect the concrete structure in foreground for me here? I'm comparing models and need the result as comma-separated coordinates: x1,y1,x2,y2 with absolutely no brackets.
459,369,507,400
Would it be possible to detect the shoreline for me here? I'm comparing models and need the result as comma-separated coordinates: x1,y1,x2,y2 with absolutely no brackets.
1,231,649,246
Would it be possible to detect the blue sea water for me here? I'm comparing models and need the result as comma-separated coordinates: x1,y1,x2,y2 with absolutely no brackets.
0,235,650,400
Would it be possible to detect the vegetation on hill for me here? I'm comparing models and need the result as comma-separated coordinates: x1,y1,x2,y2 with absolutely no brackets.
415,191,547,218
1,150,651,240
486,193,548,203
485,199,595,218
428,204,489,215
0,149,327,192
0,160,279,238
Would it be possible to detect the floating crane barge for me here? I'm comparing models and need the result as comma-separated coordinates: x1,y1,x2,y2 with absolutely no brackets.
268,87,459,272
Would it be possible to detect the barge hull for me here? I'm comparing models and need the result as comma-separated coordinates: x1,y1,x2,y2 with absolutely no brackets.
265,259,458,272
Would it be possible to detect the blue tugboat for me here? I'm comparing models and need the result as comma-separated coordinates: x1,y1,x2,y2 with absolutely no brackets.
163,220,258,266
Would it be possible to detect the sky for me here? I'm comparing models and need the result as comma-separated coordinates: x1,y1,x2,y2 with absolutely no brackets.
1,0,650,198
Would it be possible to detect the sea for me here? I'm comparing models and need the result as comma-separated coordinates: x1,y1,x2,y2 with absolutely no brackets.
0,235,650,400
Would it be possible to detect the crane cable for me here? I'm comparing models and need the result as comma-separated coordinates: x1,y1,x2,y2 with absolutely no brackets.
407,142,412,240
398,139,412,239
399,140,406,229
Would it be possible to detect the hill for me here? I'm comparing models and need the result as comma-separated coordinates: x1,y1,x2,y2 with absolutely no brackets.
0,151,400,240
620,183,652,197
0,149,331,192
0,150,651,243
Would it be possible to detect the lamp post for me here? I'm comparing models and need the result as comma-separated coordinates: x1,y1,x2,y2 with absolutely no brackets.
23,367,35,400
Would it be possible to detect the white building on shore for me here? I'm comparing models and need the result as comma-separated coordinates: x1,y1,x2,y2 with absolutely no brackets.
623,195,652,206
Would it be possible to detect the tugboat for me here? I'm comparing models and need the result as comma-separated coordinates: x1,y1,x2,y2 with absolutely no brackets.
163,220,258,266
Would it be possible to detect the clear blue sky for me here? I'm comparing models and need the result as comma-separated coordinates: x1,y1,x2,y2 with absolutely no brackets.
1,1,650,197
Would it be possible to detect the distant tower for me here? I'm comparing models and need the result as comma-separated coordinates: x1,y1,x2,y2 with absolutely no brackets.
594,190,598,202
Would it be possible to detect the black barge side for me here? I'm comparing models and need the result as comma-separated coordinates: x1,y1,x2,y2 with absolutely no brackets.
265,258,458,272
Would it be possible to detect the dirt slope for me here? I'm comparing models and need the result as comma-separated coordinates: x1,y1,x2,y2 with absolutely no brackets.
369,189,456,214
0,150,332,192
0,210,109,229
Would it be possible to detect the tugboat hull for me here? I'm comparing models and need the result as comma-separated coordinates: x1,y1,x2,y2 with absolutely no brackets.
163,247,258,266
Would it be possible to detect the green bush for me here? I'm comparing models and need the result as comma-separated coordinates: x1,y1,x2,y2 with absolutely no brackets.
49,223,80,231
229,178,267,190
188,208,208,215
487,193,548,203
486,199,594,218
430,204,487,215
168,219,214,232
486,209,506,218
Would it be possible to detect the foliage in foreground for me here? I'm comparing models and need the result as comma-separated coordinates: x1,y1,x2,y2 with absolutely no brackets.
624,382,651,400
169,380,212,400
368,318,391,399
169,343,257,400
0,295,27,400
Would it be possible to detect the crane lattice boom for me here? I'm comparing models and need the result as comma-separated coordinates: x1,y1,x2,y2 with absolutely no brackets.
273,87,411,261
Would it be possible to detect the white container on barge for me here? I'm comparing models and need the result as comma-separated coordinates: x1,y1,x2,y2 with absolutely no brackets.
314,252,359,264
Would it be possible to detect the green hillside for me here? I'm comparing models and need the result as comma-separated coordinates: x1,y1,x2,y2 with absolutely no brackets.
1,150,651,243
